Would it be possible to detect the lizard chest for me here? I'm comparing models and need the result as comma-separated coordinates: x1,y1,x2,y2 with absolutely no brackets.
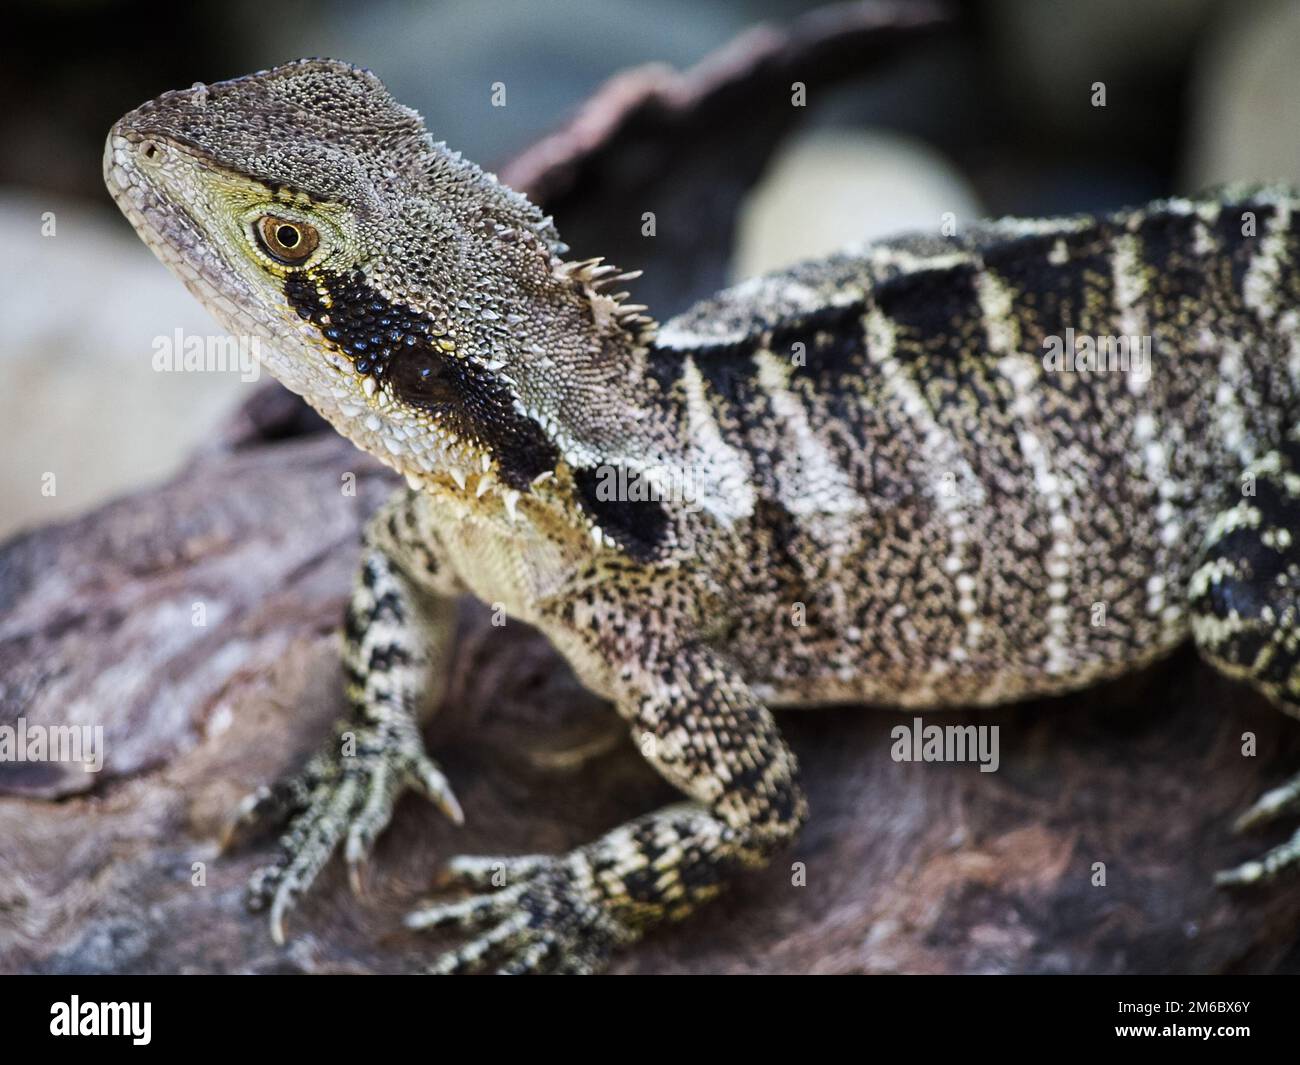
420,489,587,629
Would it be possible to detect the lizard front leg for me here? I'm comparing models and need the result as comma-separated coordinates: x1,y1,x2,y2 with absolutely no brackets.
228,488,464,942
1189,432,1300,885
407,637,808,974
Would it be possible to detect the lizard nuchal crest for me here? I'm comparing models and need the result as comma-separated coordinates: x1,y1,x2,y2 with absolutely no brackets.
107,58,1300,973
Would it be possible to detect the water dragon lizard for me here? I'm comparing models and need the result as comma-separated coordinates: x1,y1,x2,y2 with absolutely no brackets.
105,59,1300,973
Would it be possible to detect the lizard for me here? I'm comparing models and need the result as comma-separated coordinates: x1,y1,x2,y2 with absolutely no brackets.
103,58,1300,974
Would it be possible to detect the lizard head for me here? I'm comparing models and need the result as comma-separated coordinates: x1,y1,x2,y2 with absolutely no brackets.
105,58,655,498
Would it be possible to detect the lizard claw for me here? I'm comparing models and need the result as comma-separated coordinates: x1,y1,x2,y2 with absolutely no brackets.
407,851,635,974
410,753,465,826
236,726,462,943
1230,771,1300,834
220,753,329,852
1217,771,1300,887
1215,826,1300,886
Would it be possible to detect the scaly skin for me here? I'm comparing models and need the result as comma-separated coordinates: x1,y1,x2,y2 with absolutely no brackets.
107,59,1300,972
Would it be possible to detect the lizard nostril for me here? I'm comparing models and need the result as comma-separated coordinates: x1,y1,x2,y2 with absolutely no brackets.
139,140,162,163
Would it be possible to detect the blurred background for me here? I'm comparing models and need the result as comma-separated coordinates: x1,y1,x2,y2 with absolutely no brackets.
2,0,1297,538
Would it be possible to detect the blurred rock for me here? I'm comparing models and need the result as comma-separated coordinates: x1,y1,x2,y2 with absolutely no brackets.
986,0,1217,135
1183,0,1300,190
233,0,752,171
0,192,252,538
732,128,982,278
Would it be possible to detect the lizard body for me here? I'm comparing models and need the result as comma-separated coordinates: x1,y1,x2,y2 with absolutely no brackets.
106,59,1300,973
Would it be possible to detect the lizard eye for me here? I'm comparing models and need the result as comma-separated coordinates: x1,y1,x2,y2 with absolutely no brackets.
254,215,319,265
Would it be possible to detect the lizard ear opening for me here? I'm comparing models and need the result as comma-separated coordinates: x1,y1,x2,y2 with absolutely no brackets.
387,353,462,410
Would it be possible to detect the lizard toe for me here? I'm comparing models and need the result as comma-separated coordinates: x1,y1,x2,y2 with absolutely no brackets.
426,911,533,974
246,773,360,943
494,937,562,975
1216,825,1300,887
220,752,331,852
415,852,634,974
405,881,525,932
1231,771,1300,834
436,852,550,890
238,724,463,936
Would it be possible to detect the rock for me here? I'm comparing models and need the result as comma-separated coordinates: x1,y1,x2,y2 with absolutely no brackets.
0,193,252,540
732,128,982,279
1183,0,1300,190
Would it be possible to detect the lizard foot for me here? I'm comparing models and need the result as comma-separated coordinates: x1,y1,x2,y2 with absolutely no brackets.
406,851,637,974
1215,770,1300,886
229,723,463,944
